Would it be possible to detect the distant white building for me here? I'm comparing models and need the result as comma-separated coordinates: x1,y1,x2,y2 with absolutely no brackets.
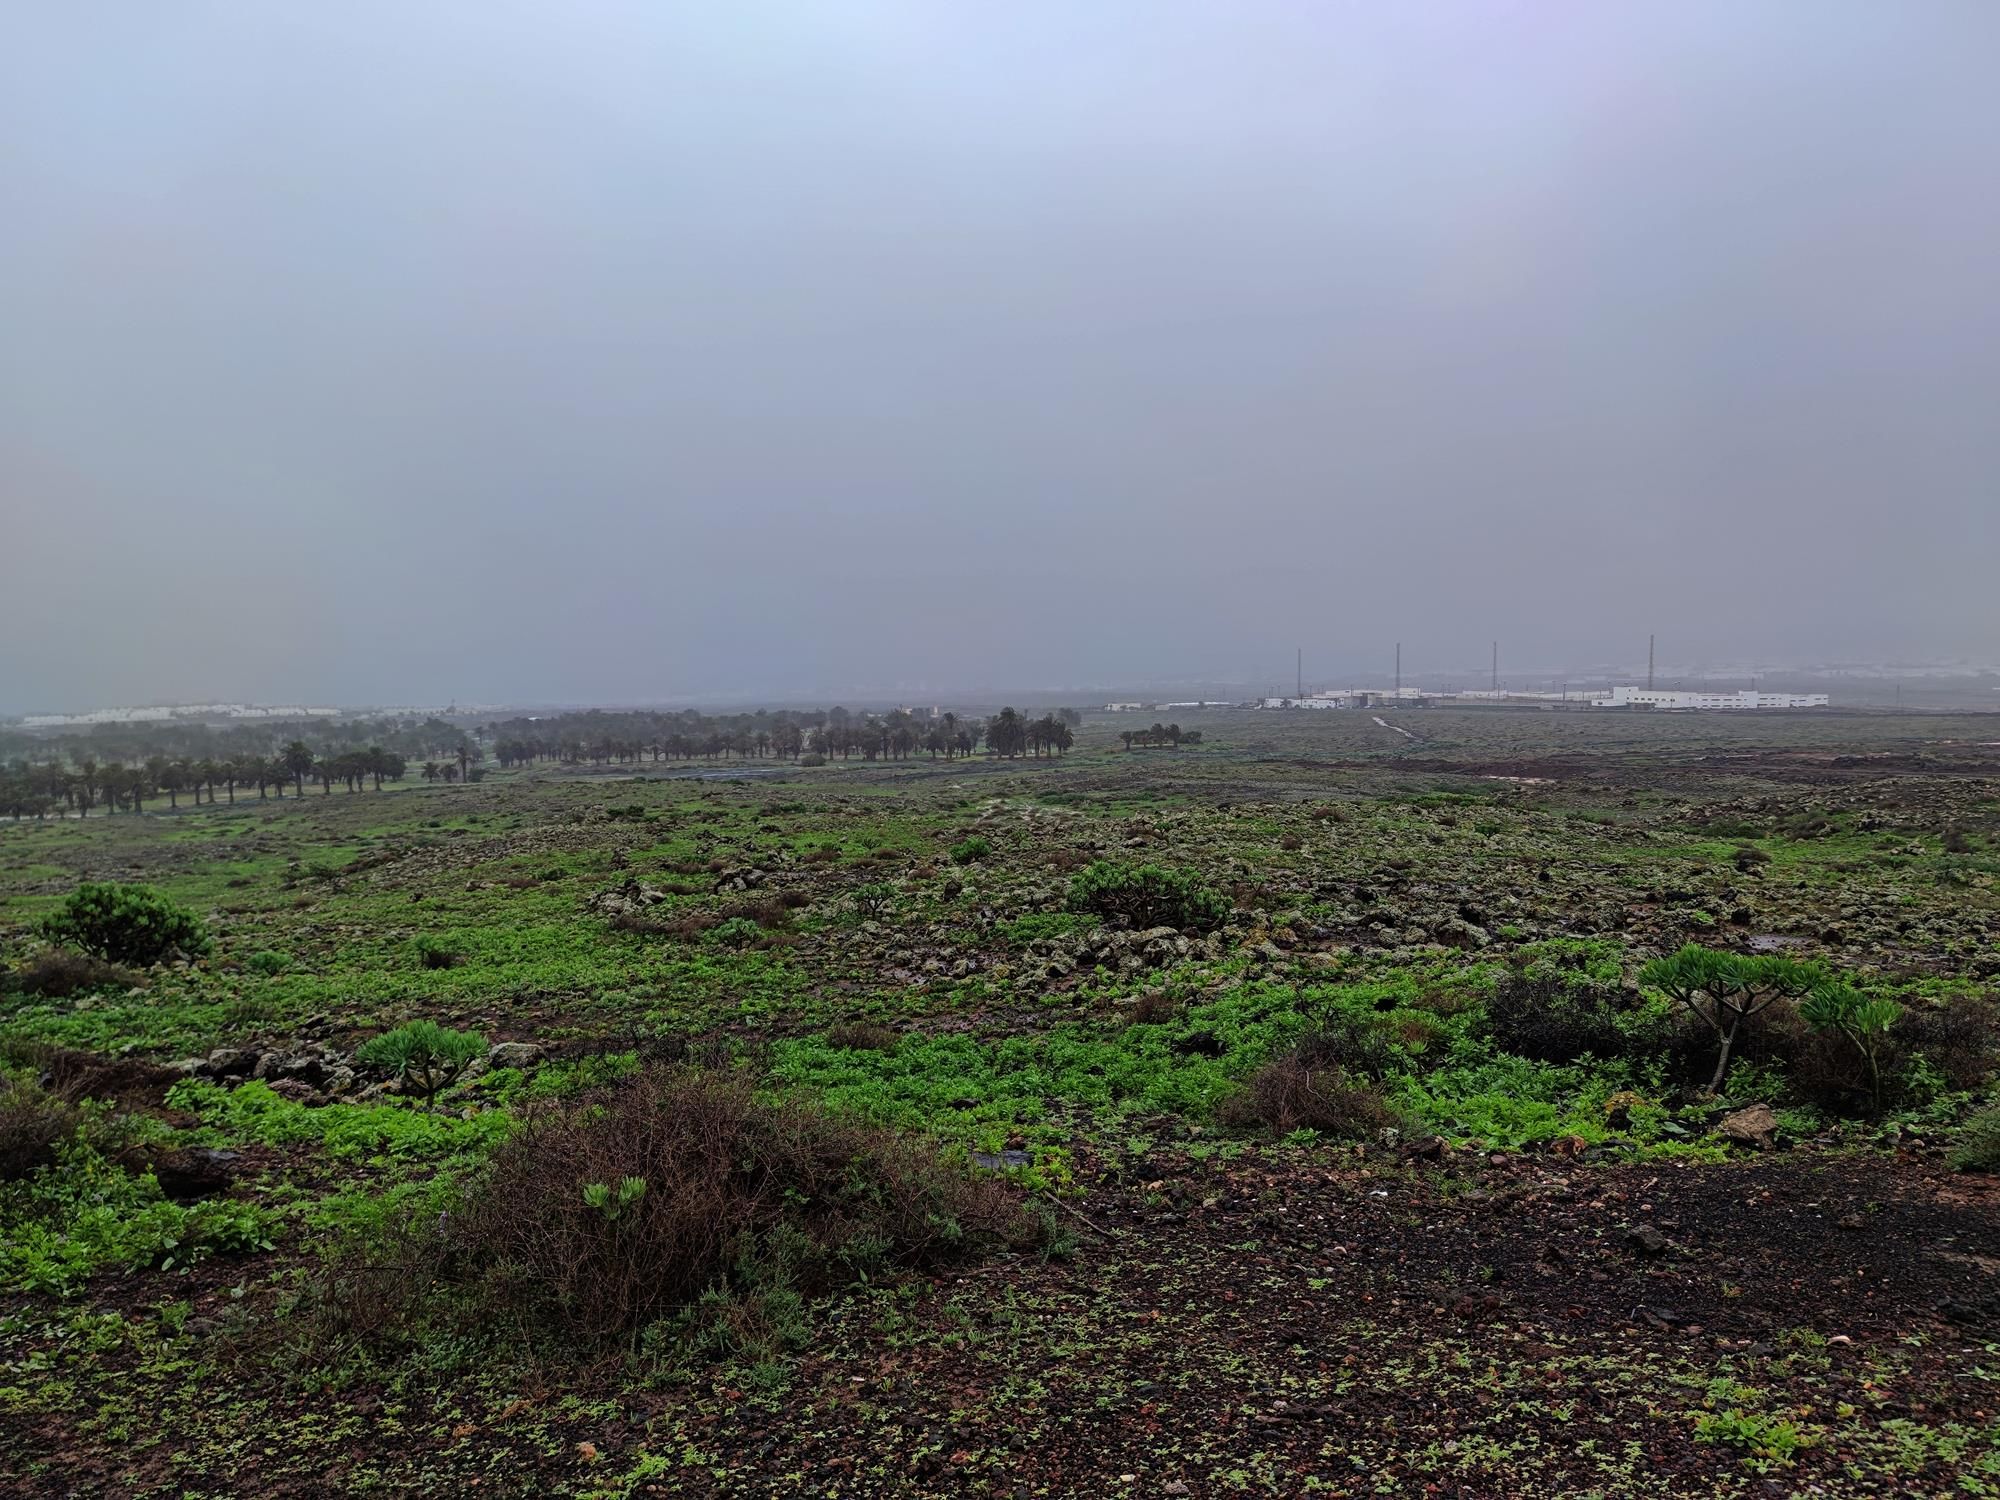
19,702,342,728
1103,702,1148,712
1261,693,1353,709
1591,686,1829,710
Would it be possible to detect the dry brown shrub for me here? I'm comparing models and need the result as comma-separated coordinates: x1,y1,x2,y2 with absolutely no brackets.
719,898,794,930
454,1070,1020,1339
610,910,722,941
3,951,142,1000
825,1022,900,1052
1128,992,1184,1025
0,1043,178,1109
1219,1055,1402,1138
0,1078,79,1182
1896,999,1998,1090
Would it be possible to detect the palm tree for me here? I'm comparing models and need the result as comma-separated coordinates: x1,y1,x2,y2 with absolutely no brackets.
280,740,314,796
421,762,441,784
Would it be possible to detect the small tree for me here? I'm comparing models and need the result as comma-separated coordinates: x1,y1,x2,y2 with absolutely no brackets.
39,882,212,966
355,1020,488,1111
1639,945,1825,1095
1799,981,1902,1113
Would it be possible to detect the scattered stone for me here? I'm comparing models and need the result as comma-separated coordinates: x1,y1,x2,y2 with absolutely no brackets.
1718,1103,1779,1151
204,1046,255,1077
151,1147,240,1201
1625,1223,1670,1257
488,1041,543,1069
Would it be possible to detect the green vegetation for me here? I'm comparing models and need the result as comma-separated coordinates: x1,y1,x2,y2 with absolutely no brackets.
1,705,1996,1494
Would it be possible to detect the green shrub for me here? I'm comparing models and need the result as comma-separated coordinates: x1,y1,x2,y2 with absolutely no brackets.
38,883,211,967
1066,861,1230,933
1640,946,1827,1095
1952,1106,2000,1172
244,949,293,976
706,916,765,949
948,836,992,865
355,1021,488,1110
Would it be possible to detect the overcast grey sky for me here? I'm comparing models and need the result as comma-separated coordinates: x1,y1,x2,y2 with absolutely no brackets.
4,3,1997,709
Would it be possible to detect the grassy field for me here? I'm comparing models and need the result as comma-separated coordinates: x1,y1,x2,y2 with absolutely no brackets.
3,708,1999,1496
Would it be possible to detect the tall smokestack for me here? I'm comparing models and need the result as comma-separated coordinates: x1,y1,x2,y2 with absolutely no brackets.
1296,647,1302,699
1491,640,1498,692
1395,642,1401,694
1647,634,1655,691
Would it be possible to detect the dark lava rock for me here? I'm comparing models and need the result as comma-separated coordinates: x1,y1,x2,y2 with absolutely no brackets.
152,1148,241,1202
1625,1223,1670,1257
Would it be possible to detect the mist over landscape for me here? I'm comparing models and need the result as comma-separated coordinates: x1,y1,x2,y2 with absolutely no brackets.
6,3,1998,712
10,10,2000,1499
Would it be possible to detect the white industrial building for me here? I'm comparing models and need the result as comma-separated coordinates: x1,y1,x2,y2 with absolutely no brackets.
1261,693,1353,709
1590,686,1829,710
19,702,342,728
1257,684,1831,711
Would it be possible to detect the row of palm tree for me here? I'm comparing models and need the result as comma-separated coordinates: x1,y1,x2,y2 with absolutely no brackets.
1118,723,1201,750
0,743,415,819
487,706,1080,767
0,714,476,771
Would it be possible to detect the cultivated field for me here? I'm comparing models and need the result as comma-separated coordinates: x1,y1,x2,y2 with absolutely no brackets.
3,708,1999,1496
